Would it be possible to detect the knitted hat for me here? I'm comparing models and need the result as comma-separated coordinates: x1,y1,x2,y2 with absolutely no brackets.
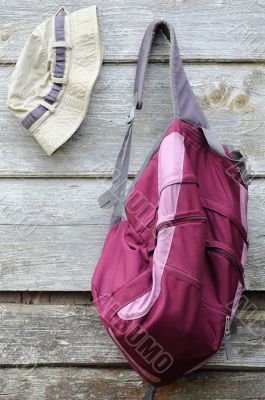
7,6,104,155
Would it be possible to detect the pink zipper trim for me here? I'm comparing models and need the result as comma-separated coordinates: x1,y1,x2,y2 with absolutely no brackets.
118,132,185,321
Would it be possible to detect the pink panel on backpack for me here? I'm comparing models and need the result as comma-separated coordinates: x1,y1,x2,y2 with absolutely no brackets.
240,184,248,232
231,185,248,319
118,133,185,320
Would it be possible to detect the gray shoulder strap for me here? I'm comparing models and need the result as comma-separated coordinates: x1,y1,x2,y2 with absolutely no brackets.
98,20,248,225
134,19,209,129
134,19,245,164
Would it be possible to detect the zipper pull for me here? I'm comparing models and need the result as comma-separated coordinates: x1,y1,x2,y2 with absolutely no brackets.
224,315,234,361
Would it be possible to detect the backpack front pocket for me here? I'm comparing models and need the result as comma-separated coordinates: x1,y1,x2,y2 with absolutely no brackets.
204,240,245,312
116,212,207,321
165,264,201,290
157,213,208,281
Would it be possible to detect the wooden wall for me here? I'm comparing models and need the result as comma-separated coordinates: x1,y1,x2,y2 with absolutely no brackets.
0,1,265,398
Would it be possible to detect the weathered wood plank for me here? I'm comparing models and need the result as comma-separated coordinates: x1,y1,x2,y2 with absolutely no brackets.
0,304,264,369
0,224,107,291
0,177,264,291
0,368,264,400
0,64,265,176
1,0,265,63
1,221,262,291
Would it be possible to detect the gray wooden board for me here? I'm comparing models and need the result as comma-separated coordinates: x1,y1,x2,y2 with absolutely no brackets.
0,368,264,400
0,177,264,291
0,64,265,177
1,0,265,63
0,304,264,369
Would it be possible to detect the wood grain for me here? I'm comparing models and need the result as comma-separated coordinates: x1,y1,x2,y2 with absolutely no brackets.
0,368,264,400
1,64,265,177
1,0,265,63
0,304,264,369
0,177,263,291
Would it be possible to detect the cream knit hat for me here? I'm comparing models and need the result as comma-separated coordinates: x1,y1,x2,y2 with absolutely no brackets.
7,6,104,155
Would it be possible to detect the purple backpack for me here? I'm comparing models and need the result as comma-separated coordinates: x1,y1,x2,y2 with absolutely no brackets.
92,20,249,398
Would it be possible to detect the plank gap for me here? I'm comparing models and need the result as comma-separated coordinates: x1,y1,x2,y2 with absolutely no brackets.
0,291,92,305
3,59,265,67
0,291,264,307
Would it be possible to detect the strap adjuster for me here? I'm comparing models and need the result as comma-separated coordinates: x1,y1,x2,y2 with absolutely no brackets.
39,100,56,114
50,40,72,49
51,75,68,84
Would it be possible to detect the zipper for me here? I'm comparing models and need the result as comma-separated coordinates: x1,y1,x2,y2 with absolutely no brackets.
157,215,207,232
224,315,234,361
165,264,201,290
207,246,245,288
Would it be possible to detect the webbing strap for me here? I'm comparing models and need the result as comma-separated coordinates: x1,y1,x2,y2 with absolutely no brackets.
134,20,244,163
99,20,246,225
134,19,209,128
21,9,67,130
98,117,134,225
